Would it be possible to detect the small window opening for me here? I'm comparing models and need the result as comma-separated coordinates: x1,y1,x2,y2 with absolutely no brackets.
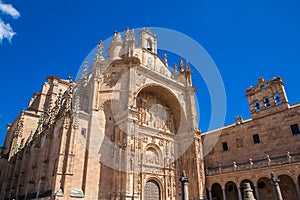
253,134,260,144
290,124,300,135
264,97,271,108
274,94,282,105
81,128,86,137
254,101,261,112
146,38,152,51
222,142,228,151
261,85,266,90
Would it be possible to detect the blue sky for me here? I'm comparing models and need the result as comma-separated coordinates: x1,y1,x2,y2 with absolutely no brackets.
1,0,300,145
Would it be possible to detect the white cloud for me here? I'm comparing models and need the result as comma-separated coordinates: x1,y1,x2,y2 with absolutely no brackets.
0,19,16,42
0,1,20,43
0,0,20,19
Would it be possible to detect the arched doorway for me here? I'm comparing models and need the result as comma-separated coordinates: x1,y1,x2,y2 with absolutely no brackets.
278,174,297,200
257,177,275,200
144,180,161,200
211,183,223,200
225,181,238,200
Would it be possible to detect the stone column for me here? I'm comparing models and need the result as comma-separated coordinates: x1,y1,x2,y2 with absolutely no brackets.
270,172,283,200
237,187,243,200
254,186,260,200
222,188,227,200
208,190,212,200
294,181,300,200
179,171,189,200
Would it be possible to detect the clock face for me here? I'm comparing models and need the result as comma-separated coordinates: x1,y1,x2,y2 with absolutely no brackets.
147,57,153,66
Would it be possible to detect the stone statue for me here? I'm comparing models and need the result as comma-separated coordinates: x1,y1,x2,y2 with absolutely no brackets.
179,171,189,200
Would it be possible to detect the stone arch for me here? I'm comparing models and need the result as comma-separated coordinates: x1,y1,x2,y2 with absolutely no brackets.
225,181,238,200
240,179,256,199
278,172,295,182
278,174,298,200
99,99,132,144
211,183,223,200
144,177,163,200
143,144,163,166
100,99,119,145
97,99,118,199
257,177,275,200
135,83,183,133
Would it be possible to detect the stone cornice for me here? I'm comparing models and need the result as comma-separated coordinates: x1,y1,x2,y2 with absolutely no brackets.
46,76,69,85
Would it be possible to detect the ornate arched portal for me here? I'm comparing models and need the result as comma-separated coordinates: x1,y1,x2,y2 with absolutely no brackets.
144,180,161,200
135,84,182,134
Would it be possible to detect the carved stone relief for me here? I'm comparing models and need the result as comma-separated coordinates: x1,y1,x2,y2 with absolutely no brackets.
103,71,122,87
136,73,146,87
143,136,149,143
137,91,175,133
158,139,164,147
144,148,160,165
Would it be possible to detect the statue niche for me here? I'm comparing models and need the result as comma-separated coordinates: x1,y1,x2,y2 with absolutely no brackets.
136,91,175,133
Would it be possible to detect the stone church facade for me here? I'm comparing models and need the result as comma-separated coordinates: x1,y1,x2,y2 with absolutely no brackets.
0,29,205,200
0,28,300,200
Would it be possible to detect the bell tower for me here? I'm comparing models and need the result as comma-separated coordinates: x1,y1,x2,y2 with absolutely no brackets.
246,76,290,119
139,28,157,54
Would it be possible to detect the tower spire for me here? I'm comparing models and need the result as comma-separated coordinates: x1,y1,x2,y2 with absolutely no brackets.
95,40,104,61
82,62,88,78
173,63,178,74
82,61,88,86
184,59,192,86
179,58,184,73
186,60,191,72
164,52,168,66
125,27,130,41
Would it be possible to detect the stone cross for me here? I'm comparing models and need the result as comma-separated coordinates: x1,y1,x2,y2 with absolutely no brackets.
179,170,189,200
270,172,283,200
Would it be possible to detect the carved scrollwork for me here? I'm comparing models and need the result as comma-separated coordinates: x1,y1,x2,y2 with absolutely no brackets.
136,73,146,87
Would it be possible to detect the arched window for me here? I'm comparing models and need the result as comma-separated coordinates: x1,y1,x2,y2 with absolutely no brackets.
146,38,153,51
274,94,282,105
264,97,271,108
254,100,260,112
